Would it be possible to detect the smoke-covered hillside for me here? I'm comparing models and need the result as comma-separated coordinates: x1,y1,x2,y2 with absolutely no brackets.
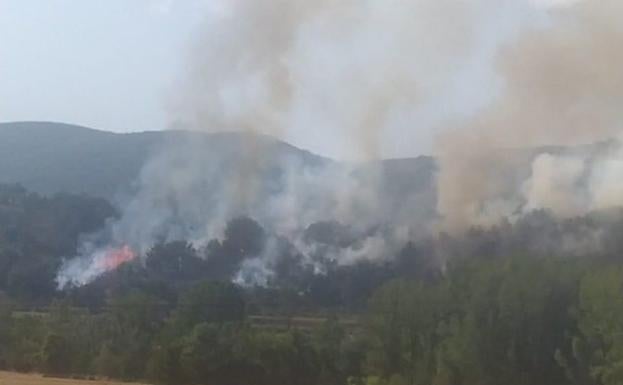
0,121,435,202
0,122,439,286
6,121,623,289
0,122,332,200
0,122,158,199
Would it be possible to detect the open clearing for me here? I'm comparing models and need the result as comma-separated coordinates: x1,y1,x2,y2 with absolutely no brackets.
0,371,147,385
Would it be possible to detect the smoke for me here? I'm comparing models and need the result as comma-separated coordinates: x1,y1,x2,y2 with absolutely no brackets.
520,142,623,218
57,245,136,289
522,153,587,216
57,0,623,287
436,0,623,231
171,0,532,160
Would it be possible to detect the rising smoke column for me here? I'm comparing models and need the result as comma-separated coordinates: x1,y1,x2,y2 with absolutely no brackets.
170,0,534,160
57,0,573,287
436,0,623,232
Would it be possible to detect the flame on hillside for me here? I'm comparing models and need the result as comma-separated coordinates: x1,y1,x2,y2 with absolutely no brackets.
56,245,137,289
97,245,137,271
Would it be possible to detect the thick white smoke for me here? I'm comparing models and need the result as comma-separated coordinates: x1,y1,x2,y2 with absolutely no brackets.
518,142,623,219
57,0,623,287
171,0,536,160
436,0,623,232
522,153,587,217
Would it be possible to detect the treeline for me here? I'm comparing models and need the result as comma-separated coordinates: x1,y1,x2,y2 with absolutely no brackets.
0,281,363,385
3,255,623,385
0,183,435,309
6,184,623,384
0,184,115,301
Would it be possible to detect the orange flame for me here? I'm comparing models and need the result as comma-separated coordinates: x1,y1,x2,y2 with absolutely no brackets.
98,245,137,271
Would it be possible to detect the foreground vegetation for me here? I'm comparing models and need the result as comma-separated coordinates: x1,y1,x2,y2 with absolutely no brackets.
3,256,623,385
4,184,623,384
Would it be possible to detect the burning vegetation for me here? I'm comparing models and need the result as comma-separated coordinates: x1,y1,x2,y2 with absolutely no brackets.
97,245,137,272
2,0,623,384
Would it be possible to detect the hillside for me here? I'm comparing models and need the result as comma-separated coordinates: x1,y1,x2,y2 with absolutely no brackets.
0,122,161,199
0,122,437,204
0,122,328,199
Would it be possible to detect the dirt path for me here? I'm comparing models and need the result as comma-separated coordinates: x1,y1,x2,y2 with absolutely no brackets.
0,371,147,385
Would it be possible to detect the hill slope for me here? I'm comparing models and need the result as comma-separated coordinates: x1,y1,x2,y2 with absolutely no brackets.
0,122,161,199
0,122,354,200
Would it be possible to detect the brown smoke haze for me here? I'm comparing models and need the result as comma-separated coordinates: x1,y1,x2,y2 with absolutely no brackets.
57,0,623,286
437,0,623,232
170,0,508,161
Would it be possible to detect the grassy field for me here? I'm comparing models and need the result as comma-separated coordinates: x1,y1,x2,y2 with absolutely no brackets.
0,371,147,385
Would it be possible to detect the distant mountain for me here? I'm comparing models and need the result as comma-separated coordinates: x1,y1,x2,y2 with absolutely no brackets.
0,122,163,199
0,122,437,205
0,122,332,199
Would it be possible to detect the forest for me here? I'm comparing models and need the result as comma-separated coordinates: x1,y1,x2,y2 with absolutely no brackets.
2,183,623,385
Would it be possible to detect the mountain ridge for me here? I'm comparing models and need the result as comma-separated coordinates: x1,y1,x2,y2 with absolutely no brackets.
0,121,434,202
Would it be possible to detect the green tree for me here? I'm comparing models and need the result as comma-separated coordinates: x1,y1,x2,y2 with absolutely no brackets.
175,281,245,330
40,333,71,375
367,279,451,385
438,257,577,385
94,341,124,379
103,291,165,380
314,317,348,385
574,266,623,385
7,314,47,372
146,341,184,385
0,293,12,369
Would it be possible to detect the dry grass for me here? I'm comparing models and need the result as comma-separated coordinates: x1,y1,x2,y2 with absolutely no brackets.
0,371,148,385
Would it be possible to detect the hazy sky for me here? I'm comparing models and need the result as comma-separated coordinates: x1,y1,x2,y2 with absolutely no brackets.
0,0,573,159
0,0,206,133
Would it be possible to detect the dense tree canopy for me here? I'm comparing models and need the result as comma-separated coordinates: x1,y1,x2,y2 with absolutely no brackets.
0,184,115,302
5,184,623,384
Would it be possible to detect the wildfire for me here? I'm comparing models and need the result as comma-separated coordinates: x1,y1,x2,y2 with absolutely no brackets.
97,245,137,271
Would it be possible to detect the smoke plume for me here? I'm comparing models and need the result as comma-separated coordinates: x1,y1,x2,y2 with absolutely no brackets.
436,0,623,231
57,0,623,287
